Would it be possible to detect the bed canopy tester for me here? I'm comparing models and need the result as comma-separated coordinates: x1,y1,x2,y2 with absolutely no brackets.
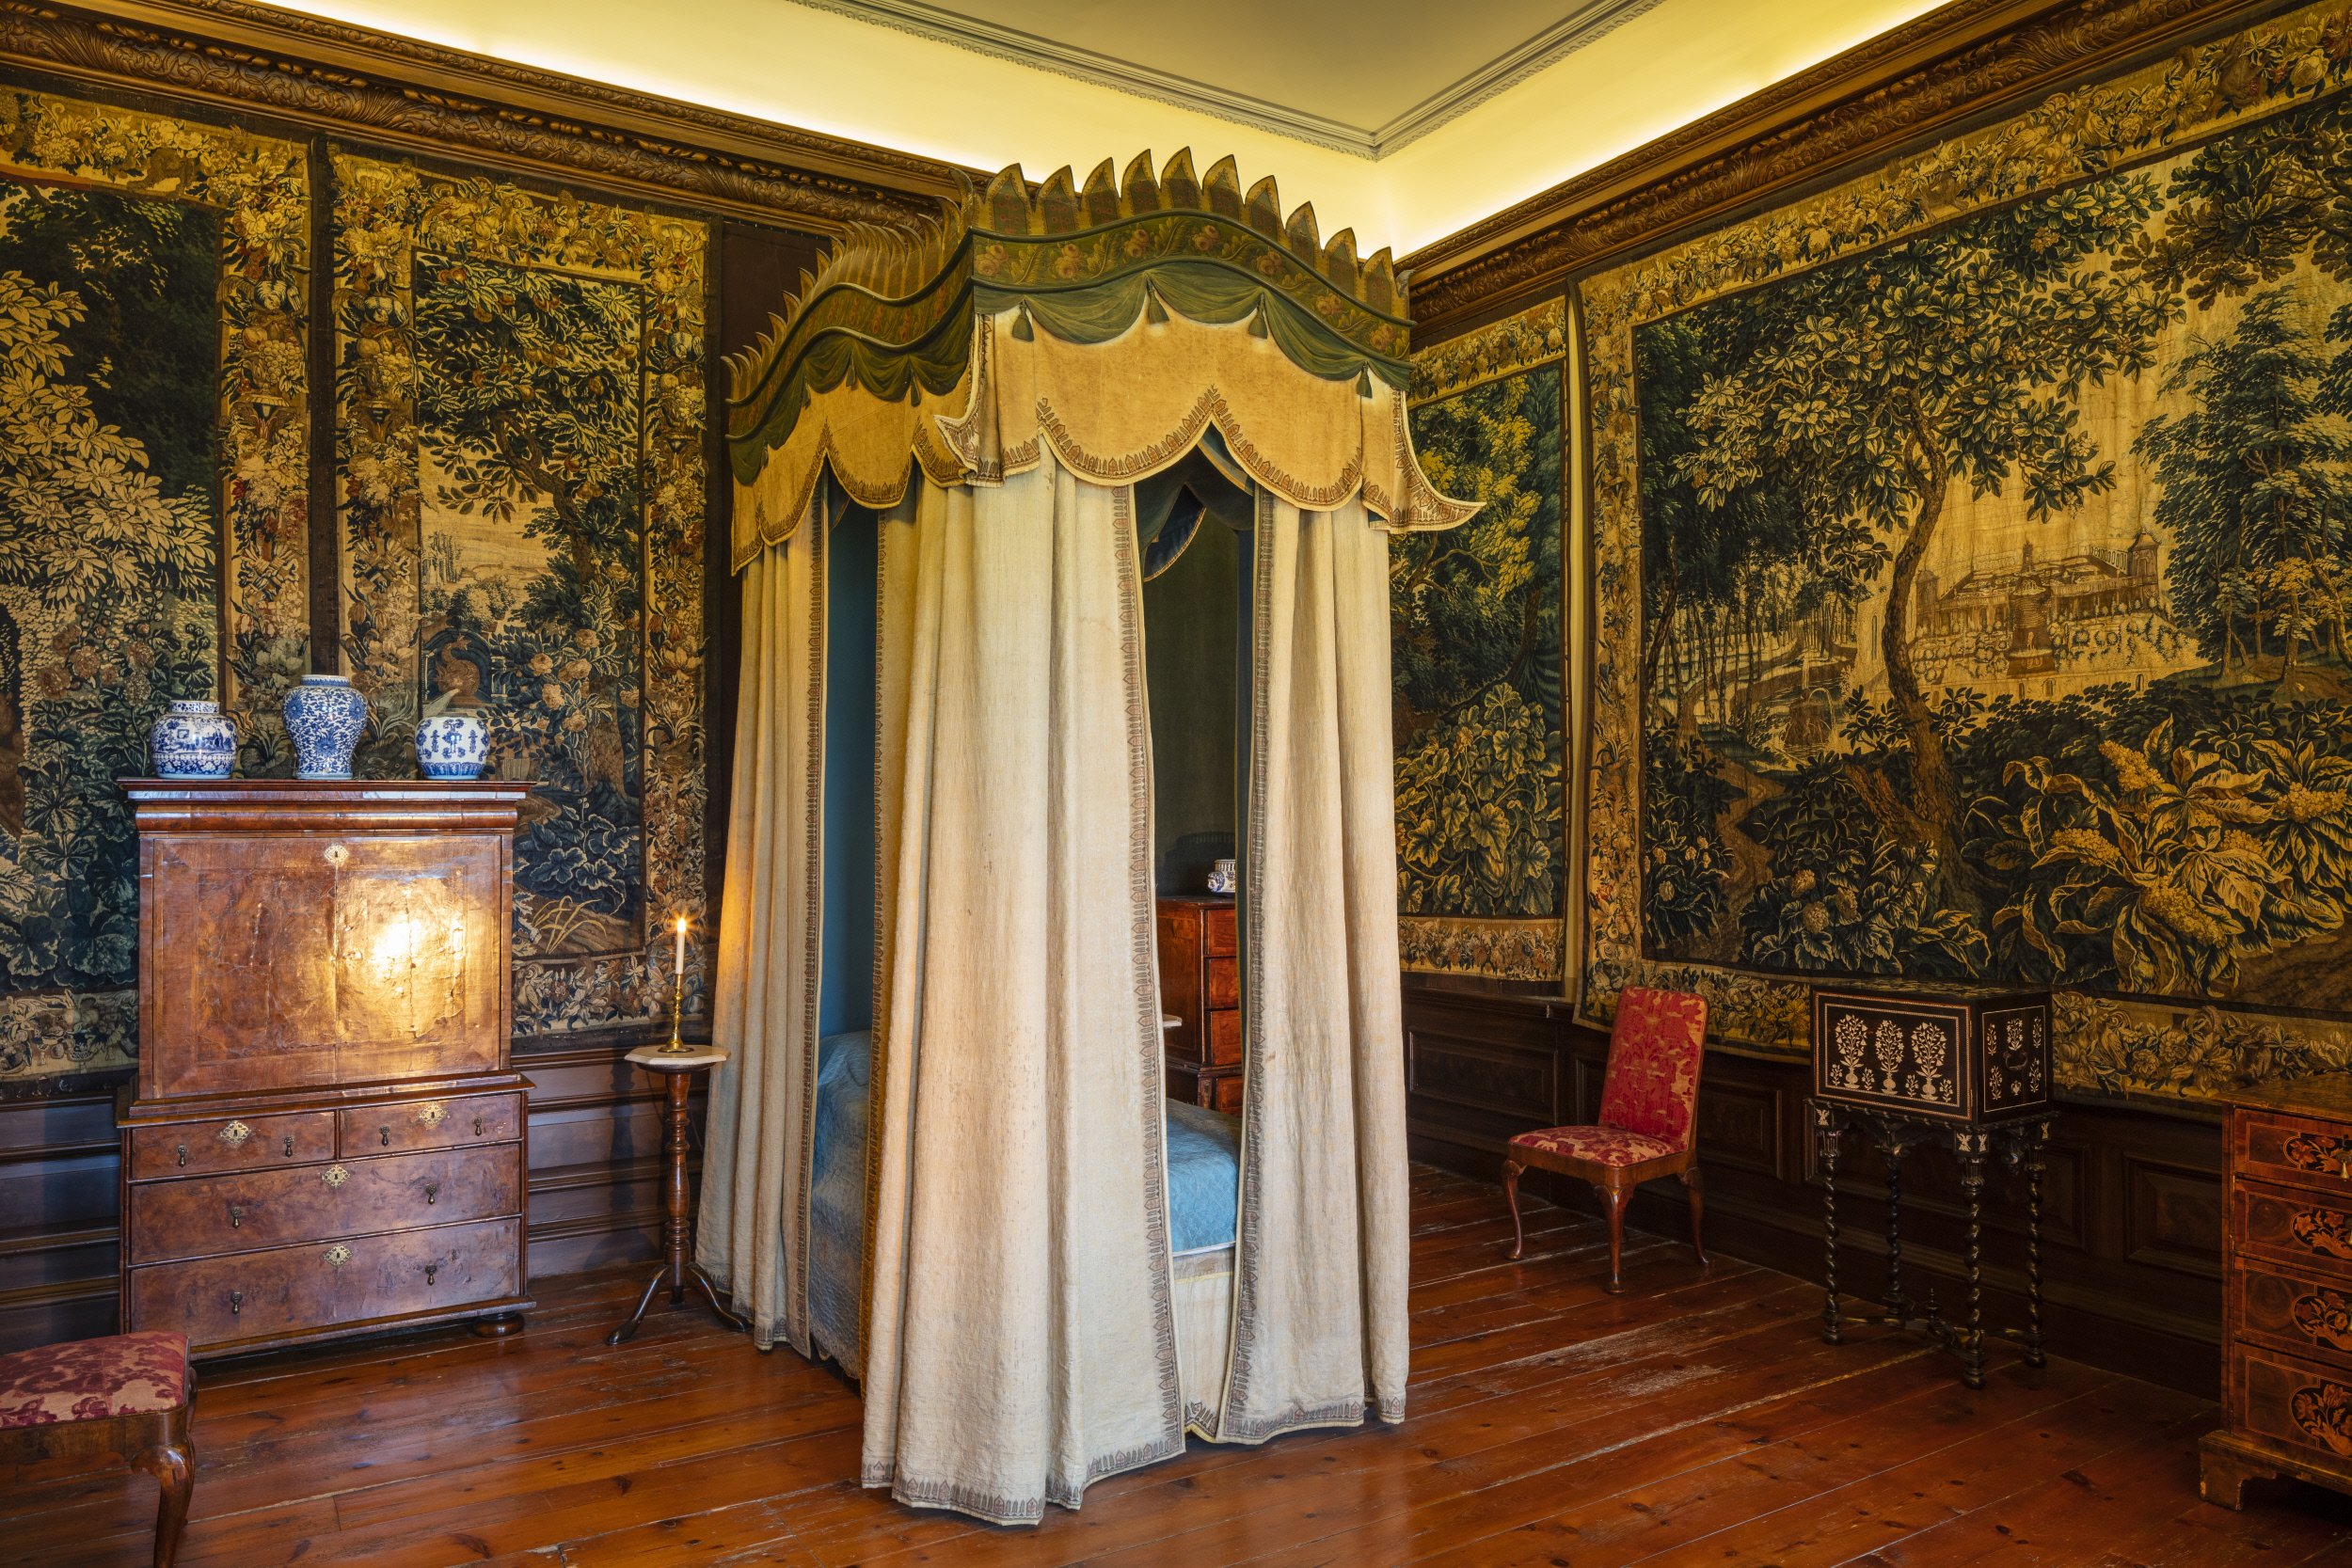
702,149,1478,1525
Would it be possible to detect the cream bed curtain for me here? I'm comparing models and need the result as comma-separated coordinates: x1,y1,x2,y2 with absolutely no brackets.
859,455,1184,1524
699,510,826,1354
1215,491,1411,1439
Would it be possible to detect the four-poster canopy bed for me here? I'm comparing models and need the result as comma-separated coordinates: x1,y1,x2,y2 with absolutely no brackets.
698,149,1477,1526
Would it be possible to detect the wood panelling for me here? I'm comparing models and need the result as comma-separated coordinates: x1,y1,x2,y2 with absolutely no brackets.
1404,981,2230,1395
0,1042,687,1354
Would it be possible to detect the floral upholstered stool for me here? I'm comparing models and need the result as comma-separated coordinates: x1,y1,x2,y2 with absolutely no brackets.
1503,987,1709,1293
0,1331,195,1566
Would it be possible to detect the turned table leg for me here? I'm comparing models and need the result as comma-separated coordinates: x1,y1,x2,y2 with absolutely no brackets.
608,1048,747,1346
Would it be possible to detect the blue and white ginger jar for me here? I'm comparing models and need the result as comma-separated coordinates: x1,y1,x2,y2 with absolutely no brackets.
282,674,368,780
149,699,235,778
415,713,489,780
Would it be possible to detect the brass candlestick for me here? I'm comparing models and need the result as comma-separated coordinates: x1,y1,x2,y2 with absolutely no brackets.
657,916,691,1053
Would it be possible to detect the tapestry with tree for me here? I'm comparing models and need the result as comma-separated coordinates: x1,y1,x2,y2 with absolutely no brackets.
1583,0,2352,1108
1399,299,1568,980
0,88,310,1090
332,151,709,1041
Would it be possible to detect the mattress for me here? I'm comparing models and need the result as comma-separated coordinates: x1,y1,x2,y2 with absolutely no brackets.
808,1028,871,1370
1165,1098,1240,1255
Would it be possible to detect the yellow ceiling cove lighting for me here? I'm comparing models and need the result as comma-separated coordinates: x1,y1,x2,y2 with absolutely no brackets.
268,0,1943,255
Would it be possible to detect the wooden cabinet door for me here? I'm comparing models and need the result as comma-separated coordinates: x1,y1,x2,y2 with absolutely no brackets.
143,832,507,1096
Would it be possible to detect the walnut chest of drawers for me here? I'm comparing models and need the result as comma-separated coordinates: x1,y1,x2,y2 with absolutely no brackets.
1157,894,1241,1114
116,778,533,1356
2203,1078,2352,1507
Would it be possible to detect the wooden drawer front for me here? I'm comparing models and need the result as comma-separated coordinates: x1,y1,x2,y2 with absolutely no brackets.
2235,1182,2352,1277
2233,1342,2352,1465
2240,1110,2352,1195
129,1144,521,1261
1207,1008,1243,1066
342,1091,521,1155
2236,1261,2352,1364
128,1111,334,1180
1205,906,1237,957
128,1217,522,1349
1210,1073,1245,1116
1206,958,1240,1009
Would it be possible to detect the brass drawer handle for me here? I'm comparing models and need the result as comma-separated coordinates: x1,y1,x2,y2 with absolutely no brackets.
230,1291,243,1316
218,1120,251,1148
424,1262,439,1286
282,1135,294,1158
325,1243,351,1269
322,1164,350,1189
380,1126,390,1147
424,1181,440,1206
473,1116,485,1137
228,1202,245,1229
176,1144,188,1168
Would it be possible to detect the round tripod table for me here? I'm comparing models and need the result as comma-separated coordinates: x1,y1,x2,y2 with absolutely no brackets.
606,1043,749,1346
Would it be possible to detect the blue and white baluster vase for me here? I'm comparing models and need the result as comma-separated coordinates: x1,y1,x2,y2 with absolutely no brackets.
281,673,368,780
414,713,490,780
148,699,236,778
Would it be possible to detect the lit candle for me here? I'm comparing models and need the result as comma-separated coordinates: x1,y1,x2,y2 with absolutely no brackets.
674,913,688,982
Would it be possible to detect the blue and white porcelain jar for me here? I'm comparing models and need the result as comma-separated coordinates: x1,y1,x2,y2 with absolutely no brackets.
281,674,368,780
149,699,235,778
415,713,489,780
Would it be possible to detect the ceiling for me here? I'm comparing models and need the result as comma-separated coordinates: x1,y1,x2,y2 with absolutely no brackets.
794,0,1664,155
271,0,1947,254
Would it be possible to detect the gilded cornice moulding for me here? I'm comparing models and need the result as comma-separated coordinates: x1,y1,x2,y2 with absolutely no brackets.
1404,0,2286,333
0,0,973,230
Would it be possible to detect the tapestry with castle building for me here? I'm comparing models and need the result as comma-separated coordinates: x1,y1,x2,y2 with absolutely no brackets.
1583,0,2352,1108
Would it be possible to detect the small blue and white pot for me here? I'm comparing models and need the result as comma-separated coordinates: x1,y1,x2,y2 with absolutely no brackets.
282,673,368,780
149,699,236,778
415,713,489,780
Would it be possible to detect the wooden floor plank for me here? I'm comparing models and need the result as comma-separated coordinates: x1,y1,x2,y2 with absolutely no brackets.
8,1166,2344,1567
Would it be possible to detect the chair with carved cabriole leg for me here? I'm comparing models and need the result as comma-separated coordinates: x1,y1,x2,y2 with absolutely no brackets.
0,1331,195,1566
1502,987,1708,1292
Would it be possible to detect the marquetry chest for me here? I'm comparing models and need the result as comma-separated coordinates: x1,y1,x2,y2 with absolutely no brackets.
116,779,533,1356
2204,1078,2352,1507
1157,894,1241,1114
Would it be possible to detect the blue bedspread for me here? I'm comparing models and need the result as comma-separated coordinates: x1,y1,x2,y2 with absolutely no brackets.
809,1029,871,1367
1166,1099,1239,1255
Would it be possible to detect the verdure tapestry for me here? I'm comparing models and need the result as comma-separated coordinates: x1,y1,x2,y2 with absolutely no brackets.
0,88,310,1089
1400,300,1567,980
332,150,710,1041
1583,0,2352,1111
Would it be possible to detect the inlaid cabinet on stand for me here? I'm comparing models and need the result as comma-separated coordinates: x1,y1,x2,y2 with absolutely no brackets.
116,779,534,1356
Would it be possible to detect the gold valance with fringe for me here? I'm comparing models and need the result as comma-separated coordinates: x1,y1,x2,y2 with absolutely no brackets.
723,150,1477,568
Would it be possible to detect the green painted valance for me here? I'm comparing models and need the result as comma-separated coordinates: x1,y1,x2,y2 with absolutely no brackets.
725,150,1413,488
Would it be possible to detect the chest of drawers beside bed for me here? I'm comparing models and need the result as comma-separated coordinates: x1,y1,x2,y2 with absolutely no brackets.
1157,894,1242,1115
2204,1080,2352,1506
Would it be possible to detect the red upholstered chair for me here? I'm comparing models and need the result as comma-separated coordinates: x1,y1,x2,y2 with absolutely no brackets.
0,1332,195,1566
1502,987,1708,1292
